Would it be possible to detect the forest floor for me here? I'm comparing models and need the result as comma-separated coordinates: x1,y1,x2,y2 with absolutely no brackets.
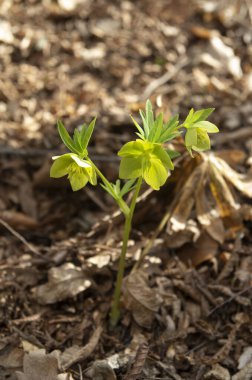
1,0,252,379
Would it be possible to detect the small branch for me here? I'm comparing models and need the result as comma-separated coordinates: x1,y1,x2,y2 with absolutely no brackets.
140,56,189,101
0,218,51,262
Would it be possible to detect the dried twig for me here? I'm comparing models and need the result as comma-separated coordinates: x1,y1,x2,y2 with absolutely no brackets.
140,56,189,101
0,218,51,262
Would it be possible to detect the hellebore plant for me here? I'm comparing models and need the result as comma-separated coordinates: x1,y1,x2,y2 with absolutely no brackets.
50,100,219,327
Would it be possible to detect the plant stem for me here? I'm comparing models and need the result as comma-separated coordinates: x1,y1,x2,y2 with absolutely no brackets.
110,176,142,327
88,159,130,216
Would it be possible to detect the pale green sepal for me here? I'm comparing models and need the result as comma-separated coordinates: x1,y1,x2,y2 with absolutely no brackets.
68,171,88,191
87,166,97,185
143,158,168,190
71,155,91,168
118,140,146,157
153,145,174,170
193,129,210,151
193,121,219,133
50,154,73,178
185,128,197,147
119,157,142,179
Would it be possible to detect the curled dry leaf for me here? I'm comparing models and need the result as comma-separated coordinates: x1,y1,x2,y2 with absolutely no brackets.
232,359,252,380
238,347,252,370
166,152,252,249
204,363,230,380
59,326,102,370
16,349,73,380
123,270,161,328
35,263,92,304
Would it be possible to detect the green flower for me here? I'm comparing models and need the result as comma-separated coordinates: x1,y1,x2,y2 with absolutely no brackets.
185,121,219,155
50,153,97,191
118,139,174,190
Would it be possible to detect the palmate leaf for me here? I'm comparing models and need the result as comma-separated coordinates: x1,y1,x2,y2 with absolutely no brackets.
148,112,163,142
57,121,80,154
192,108,215,123
159,115,179,143
120,179,137,197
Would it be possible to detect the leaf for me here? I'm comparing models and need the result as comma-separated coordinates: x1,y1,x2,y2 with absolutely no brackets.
16,350,73,380
139,109,149,137
145,99,154,131
73,129,82,151
57,121,79,154
195,162,225,243
191,108,215,123
210,156,252,198
35,263,92,304
184,108,194,125
168,164,203,232
120,179,137,197
59,326,102,370
148,112,163,142
80,117,96,150
124,271,161,328
130,115,145,138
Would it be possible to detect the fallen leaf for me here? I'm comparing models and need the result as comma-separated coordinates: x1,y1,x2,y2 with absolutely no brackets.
59,326,102,369
35,263,92,304
238,347,252,370
177,232,218,267
16,349,73,380
124,271,160,328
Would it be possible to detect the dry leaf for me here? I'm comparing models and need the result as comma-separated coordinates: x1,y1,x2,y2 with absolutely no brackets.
232,359,252,380
59,326,102,369
204,363,230,380
35,263,92,304
166,152,251,249
16,350,73,380
238,347,252,370
124,271,161,328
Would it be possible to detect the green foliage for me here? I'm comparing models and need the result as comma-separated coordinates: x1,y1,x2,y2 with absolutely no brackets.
57,118,96,158
183,108,219,155
50,99,219,327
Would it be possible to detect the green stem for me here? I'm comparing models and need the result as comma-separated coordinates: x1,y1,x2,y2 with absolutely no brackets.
110,176,142,327
88,159,130,216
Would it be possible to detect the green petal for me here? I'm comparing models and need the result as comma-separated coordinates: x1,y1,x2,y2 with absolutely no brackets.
50,154,73,178
193,121,219,133
118,140,153,157
71,155,91,168
152,145,174,170
68,171,88,191
193,129,210,151
86,167,97,186
185,128,197,148
119,157,142,179
143,158,168,190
